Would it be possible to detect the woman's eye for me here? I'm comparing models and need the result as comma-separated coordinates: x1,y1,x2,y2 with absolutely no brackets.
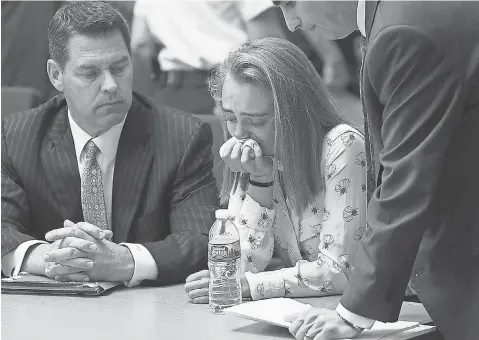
249,119,266,127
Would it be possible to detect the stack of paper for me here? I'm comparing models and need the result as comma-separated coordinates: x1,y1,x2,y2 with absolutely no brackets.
225,298,435,340
1,273,121,296
226,297,312,327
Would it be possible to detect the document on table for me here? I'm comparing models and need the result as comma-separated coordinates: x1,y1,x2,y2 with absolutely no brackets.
1,272,121,296
226,297,312,327
224,298,435,340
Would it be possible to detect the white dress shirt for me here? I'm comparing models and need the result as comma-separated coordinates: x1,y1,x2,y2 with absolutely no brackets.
2,110,158,287
335,0,375,330
133,0,274,71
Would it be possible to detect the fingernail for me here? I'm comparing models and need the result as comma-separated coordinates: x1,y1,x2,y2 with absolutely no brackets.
45,232,51,239
86,261,94,268
89,244,97,251
83,277,90,282
98,231,105,239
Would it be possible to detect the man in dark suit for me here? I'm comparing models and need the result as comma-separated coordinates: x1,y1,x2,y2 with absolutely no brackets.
275,1,479,339
1,1,218,287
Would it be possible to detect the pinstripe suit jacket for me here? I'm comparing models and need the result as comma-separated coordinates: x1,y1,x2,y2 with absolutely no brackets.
1,92,219,285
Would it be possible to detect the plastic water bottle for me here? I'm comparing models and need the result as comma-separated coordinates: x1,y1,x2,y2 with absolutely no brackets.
208,209,242,314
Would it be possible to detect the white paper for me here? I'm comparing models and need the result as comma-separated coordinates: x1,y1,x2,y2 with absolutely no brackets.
225,298,433,340
225,298,312,327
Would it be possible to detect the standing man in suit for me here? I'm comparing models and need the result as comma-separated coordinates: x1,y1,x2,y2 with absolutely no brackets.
1,1,218,287
274,1,479,339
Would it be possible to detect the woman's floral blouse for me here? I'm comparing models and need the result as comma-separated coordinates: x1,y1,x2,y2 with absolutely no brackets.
228,124,367,300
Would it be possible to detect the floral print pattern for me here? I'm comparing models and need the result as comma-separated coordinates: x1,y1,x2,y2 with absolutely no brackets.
230,125,367,300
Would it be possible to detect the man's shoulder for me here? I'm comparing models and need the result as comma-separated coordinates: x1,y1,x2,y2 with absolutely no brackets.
2,95,66,138
368,1,478,78
131,92,204,137
159,105,203,128
373,1,477,40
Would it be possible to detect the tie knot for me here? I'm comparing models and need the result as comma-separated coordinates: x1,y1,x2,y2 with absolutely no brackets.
84,140,100,160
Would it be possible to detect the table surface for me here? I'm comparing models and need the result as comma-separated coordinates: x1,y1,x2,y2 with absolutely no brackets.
1,284,436,340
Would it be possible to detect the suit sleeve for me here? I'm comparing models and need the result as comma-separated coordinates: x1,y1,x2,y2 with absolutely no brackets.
141,121,218,285
1,118,36,258
340,26,464,321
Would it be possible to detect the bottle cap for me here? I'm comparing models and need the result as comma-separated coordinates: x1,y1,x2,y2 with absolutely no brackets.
215,209,230,220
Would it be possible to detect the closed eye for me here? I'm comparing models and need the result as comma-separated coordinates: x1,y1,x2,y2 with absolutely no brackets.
111,65,127,74
224,113,237,123
248,118,266,127
82,71,100,79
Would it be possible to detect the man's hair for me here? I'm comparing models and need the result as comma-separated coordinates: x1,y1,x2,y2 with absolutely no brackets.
48,1,131,68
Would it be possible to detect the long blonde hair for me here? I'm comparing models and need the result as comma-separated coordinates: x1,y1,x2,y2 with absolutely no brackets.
209,37,355,214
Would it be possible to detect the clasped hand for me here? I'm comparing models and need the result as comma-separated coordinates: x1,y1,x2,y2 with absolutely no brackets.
41,220,132,282
219,137,273,180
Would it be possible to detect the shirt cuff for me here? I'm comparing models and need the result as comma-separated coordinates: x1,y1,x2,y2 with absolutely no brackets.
1,240,48,277
336,303,375,329
244,271,285,300
119,243,158,287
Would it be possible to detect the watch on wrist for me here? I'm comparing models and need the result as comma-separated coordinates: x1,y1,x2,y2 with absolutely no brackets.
336,312,365,333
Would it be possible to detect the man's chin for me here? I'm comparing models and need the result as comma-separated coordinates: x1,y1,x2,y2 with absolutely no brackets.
108,112,128,125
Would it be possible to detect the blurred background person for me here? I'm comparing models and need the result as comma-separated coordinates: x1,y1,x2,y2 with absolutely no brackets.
130,0,288,115
1,1,62,103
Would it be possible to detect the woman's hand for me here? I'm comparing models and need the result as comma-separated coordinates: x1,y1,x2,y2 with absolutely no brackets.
184,270,210,304
219,137,273,180
185,270,251,303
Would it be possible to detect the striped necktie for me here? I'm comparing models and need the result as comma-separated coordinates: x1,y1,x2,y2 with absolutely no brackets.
80,140,109,230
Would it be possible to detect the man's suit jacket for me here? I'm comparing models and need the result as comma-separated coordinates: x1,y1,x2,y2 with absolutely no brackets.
1,92,218,285
340,2,479,339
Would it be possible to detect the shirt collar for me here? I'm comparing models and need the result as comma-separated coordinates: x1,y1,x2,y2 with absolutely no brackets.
68,109,128,164
357,0,366,37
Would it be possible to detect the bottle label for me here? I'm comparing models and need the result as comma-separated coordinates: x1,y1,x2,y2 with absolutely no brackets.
208,240,240,262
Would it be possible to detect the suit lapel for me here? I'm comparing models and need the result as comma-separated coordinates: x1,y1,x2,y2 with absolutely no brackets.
365,0,380,40
41,99,83,222
361,0,381,203
111,97,153,242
